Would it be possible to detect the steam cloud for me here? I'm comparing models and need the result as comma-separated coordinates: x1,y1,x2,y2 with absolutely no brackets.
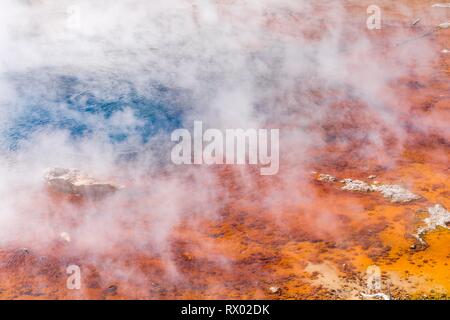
0,0,442,294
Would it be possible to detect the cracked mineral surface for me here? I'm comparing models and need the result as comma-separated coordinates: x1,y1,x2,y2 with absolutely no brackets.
338,178,421,203
415,204,450,244
341,179,375,192
372,185,421,203
318,174,338,182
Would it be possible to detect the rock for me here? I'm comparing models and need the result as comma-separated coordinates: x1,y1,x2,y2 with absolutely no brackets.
411,18,421,26
59,232,71,243
318,174,337,182
368,175,377,179
419,204,450,233
438,22,450,29
268,286,281,294
361,292,390,300
414,204,450,244
340,178,420,203
341,179,375,193
432,3,450,8
18,248,30,255
103,285,118,295
45,168,120,198
372,185,421,203
426,204,450,228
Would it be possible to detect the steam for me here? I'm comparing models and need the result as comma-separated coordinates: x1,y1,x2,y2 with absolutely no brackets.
0,0,442,295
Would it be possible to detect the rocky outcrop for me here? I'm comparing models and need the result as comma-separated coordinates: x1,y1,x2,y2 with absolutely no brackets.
45,168,120,198
59,232,71,243
316,172,450,250
341,179,375,193
318,174,337,182
372,185,421,203
360,292,390,300
414,204,450,245
331,177,420,203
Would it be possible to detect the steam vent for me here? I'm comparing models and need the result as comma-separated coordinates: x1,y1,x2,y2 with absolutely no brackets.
0,0,449,302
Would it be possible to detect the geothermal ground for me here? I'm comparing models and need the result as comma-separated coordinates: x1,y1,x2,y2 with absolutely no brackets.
0,0,449,299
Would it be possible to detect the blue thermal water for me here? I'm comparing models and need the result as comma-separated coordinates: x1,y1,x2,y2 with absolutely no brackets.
2,75,185,151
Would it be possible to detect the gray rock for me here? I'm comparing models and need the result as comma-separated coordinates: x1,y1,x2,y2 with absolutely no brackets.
372,184,421,203
432,3,450,8
341,179,375,193
318,174,337,182
268,286,281,294
414,204,450,244
45,167,120,198
361,292,390,300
